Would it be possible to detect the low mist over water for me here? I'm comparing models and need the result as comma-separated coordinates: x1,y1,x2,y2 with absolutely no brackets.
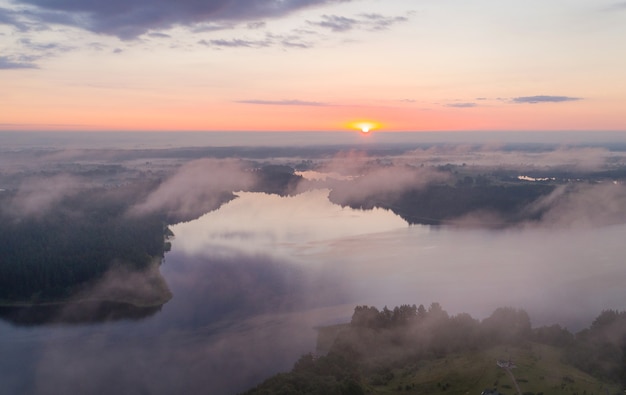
171,189,626,329
2,171,626,394
0,137,626,395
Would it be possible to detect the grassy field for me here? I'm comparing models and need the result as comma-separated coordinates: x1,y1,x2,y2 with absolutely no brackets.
362,343,620,395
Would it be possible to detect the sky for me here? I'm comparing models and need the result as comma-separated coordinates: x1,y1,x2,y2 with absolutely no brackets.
1,0,626,132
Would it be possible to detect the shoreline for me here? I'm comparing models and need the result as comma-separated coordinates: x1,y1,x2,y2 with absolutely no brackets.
0,258,172,310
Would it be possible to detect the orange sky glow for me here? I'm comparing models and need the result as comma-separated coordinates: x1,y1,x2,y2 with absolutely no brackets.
1,0,625,133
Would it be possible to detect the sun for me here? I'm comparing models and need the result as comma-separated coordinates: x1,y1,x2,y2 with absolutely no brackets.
350,121,379,134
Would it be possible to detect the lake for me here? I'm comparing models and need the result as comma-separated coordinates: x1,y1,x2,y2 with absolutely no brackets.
2,189,625,394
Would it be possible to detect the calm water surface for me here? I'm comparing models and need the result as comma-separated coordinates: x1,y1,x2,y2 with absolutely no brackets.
2,190,625,394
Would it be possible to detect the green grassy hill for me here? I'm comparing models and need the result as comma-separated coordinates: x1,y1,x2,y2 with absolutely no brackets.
243,305,626,395
368,343,618,395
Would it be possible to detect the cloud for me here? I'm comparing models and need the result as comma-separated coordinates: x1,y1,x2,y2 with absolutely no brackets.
189,21,234,33
307,12,408,32
129,158,255,222
147,32,171,39
14,0,355,40
446,102,477,108
308,14,358,32
19,37,73,53
236,99,329,106
200,32,312,49
198,38,272,48
605,2,626,11
0,55,39,69
0,38,73,70
0,6,83,33
266,32,313,48
359,13,408,31
0,7,29,31
512,95,582,104
247,21,266,30
280,39,312,48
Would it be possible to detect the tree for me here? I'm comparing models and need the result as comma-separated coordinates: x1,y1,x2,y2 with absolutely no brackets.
481,307,531,344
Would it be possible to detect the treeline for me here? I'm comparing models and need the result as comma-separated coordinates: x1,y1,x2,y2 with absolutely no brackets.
330,184,555,226
242,304,626,395
334,304,533,366
565,310,626,385
0,183,171,302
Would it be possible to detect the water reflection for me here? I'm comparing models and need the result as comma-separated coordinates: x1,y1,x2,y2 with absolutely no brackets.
170,189,408,258
1,190,626,394
0,302,162,326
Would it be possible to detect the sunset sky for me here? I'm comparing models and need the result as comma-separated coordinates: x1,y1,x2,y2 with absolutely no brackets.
1,0,626,132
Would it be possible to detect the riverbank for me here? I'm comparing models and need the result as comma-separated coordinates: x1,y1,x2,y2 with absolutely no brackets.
0,258,173,316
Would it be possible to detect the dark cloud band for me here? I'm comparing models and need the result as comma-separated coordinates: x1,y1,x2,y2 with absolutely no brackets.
13,0,353,39
0,56,39,69
512,95,581,104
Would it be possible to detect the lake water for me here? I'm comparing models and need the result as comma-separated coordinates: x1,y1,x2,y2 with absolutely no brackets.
2,189,626,394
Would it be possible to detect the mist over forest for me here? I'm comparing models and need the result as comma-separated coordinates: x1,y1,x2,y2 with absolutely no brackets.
2,132,626,394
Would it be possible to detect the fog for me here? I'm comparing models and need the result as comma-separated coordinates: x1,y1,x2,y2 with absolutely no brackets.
3,131,626,150
8,174,84,217
128,158,255,221
528,183,626,228
2,135,626,394
0,249,352,394
170,190,626,330
403,145,624,171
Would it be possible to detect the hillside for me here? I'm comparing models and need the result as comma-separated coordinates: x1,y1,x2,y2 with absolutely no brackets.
242,305,626,395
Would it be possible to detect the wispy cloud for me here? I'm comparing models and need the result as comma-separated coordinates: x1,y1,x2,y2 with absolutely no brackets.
0,6,83,33
0,7,29,31
247,21,266,30
280,39,313,49
446,102,477,108
266,32,313,49
199,38,272,48
147,32,171,39
0,55,39,69
359,13,408,31
605,2,626,11
512,95,582,104
189,22,234,33
13,0,355,40
19,38,73,53
308,12,408,32
308,15,359,32
200,32,313,49
0,38,74,70
236,99,330,106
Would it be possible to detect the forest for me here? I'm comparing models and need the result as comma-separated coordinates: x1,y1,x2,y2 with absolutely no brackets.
0,180,171,304
243,304,626,395
2,150,624,311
